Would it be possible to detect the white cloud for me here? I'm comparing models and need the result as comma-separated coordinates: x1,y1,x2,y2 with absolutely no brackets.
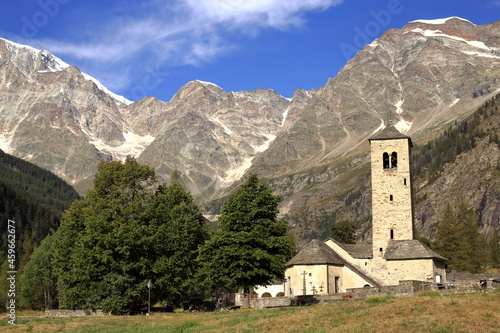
21,0,344,97
185,0,342,29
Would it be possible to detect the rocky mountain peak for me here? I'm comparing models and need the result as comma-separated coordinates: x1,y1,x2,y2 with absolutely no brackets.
0,18,499,233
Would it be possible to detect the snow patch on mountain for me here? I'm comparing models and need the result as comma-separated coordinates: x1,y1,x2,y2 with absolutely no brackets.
252,133,277,153
195,80,222,90
218,132,277,186
90,132,155,161
373,121,386,135
219,157,253,186
0,133,13,154
394,118,412,133
408,28,491,50
281,105,290,127
1,38,132,106
395,100,404,114
410,17,475,26
81,72,132,106
461,50,500,59
210,117,233,135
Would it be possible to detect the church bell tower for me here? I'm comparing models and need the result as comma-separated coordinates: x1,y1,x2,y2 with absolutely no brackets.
369,126,414,259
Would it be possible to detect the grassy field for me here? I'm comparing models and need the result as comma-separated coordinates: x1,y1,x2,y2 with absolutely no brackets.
1,292,499,332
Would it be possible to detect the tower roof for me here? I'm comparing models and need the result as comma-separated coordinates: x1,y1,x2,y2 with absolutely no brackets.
369,125,412,146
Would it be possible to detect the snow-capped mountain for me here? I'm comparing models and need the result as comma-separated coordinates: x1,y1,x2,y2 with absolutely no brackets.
0,18,499,240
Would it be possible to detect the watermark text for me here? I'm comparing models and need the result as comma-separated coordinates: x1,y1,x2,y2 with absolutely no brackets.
6,219,17,325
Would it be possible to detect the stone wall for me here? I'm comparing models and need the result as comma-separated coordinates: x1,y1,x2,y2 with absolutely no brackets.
45,309,105,317
250,294,347,309
250,297,292,309
347,280,434,299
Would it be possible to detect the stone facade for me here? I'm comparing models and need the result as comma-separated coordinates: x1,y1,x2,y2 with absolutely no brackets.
370,135,414,264
284,126,447,296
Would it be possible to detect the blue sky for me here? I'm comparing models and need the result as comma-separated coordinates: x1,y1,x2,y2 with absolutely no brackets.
1,0,499,102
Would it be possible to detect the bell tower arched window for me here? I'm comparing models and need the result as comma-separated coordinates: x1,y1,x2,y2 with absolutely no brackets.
383,152,390,169
391,152,397,168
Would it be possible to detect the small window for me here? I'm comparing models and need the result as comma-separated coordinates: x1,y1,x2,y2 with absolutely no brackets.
383,152,390,169
404,178,407,186
391,152,398,168
390,195,393,201
390,229,394,239
379,248,383,252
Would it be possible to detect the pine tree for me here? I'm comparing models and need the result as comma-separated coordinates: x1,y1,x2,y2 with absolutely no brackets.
433,202,488,273
488,230,500,268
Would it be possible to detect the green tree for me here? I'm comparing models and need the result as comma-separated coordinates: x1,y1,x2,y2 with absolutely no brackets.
143,183,209,305
331,220,357,244
52,157,208,314
197,174,293,305
488,230,500,268
433,202,488,273
19,235,58,310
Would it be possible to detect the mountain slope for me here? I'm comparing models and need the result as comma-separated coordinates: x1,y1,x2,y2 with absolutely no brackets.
0,149,81,270
0,18,499,244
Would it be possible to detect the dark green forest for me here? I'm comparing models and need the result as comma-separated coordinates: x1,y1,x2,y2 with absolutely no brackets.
0,149,80,271
413,92,500,182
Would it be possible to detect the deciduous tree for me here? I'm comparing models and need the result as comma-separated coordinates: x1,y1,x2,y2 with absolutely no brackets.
19,235,57,310
52,157,208,314
331,220,357,244
198,174,293,304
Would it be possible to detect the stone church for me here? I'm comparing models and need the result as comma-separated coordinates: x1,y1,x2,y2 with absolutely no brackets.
283,126,447,296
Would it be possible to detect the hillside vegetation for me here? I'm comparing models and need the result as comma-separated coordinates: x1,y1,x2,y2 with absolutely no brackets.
0,150,81,304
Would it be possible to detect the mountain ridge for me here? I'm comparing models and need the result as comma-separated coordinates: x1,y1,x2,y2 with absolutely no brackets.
0,17,499,243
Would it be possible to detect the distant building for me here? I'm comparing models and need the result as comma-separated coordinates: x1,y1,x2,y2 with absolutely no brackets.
284,126,446,295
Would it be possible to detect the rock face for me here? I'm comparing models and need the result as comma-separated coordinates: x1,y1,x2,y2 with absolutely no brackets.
136,81,290,197
251,18,500,179
0,17,499,242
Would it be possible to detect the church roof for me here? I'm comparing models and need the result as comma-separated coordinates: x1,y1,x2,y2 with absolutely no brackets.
384,240,446,261
286,239,344,266
335,242,373,259
369,125,412,146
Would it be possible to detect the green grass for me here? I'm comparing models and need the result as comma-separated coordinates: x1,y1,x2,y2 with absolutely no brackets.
2,293,499,332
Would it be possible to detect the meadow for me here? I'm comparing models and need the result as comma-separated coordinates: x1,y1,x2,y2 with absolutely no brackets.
2,292,499,333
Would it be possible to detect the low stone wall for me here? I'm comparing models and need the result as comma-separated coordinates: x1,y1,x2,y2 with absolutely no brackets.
347,280,435,299
251,294,349,309
251,297,291,309
45,309,105,317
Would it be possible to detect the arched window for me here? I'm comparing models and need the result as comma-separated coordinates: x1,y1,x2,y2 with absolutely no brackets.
276,292,285,297
262,292,272,298
383,152,390,169
391,152,397,168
